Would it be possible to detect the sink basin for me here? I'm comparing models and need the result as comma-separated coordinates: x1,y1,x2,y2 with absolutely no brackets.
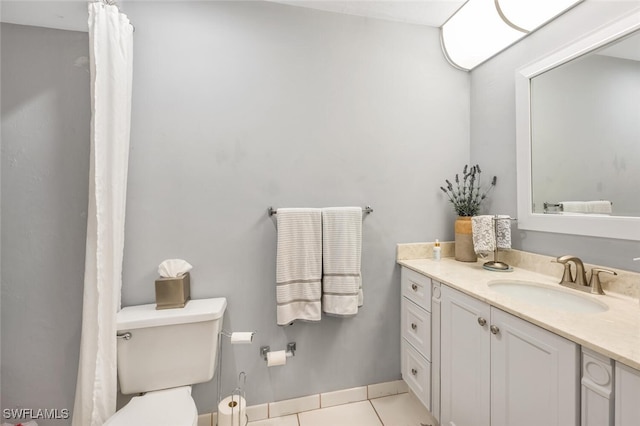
487,280,609,313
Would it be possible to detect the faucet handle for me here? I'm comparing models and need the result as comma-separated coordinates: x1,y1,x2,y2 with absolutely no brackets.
589,268,617,295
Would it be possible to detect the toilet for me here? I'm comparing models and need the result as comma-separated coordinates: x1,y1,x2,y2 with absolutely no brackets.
104,297,227,426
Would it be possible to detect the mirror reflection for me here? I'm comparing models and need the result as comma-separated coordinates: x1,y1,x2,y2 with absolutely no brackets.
530,30,640,217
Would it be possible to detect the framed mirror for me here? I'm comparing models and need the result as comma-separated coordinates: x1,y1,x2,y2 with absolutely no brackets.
516,9,640,241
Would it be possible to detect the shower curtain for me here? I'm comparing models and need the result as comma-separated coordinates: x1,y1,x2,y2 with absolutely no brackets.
72,2,133,425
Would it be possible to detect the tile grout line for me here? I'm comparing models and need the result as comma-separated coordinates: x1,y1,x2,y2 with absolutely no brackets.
367,399,386,426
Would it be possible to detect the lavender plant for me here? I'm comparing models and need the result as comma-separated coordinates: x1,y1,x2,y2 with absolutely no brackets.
440,164,497,217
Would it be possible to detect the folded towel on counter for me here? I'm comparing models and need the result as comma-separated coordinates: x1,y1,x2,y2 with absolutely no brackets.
322,207,362,316
276,208,322,325
471,215,512,257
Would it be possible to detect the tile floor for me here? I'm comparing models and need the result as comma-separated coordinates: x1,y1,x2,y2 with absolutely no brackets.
247,392,437,426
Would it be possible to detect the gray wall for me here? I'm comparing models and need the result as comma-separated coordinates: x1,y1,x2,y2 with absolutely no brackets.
121,1,469,411
1,23,90,425
470,0,640,272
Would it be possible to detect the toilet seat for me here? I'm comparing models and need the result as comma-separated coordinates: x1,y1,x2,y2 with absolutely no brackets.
104,386,198,426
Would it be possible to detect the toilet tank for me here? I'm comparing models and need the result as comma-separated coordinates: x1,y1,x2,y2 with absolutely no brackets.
116,298,227,394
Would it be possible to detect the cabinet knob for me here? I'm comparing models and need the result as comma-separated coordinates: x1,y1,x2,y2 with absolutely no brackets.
411,368,418,376
411,323,418,330
411,283,418,291
477,317,487,326
490,325,500,335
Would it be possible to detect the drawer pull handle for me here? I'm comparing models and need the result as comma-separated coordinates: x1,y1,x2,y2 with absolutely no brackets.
411,323,417,330
411,368,418,376
477,317,487,326
411,283,418,291
490,325,500,335
117,332,132,340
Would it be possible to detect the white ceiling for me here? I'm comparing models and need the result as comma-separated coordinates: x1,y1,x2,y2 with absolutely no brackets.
0,0,465,33
270,1,465,27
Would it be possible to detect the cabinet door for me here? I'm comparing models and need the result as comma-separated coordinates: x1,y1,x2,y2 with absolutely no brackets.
490,308,579,426
615,362,640,426
441,286,491,426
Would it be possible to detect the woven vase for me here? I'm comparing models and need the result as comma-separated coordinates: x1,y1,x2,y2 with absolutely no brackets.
454,216,477,262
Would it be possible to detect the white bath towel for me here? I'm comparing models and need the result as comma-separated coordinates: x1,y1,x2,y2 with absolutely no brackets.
561,201,589,213
471,215,512,256
561,200,612,215
586,200,612,214
276,208,322,325
322,207,362,316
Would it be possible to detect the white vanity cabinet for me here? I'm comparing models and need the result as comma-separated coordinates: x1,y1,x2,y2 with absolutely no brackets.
615,362,640,425
400,267,432,409
440,285,580,426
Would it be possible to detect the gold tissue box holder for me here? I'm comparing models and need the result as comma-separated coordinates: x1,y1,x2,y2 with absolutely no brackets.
155,272,190,309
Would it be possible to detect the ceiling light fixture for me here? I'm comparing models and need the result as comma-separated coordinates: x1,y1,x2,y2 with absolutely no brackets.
441,0,583,71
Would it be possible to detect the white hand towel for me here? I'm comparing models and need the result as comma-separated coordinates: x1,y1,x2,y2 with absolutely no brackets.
472,215,512,256
322,207,362,316
276,208,322,325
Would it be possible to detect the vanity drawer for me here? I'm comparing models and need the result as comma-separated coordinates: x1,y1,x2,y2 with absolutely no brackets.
401,267,431,311
401,297,431,360
402,338,431,410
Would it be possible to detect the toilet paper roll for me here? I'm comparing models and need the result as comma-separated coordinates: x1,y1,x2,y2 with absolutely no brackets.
230,332,254,345
266,350,287,367
218,395,246,426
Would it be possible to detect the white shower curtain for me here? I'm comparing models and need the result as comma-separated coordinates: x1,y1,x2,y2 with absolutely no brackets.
72,2,133,425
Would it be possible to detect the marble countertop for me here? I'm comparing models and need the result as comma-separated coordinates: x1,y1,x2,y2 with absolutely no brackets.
398,257,640,370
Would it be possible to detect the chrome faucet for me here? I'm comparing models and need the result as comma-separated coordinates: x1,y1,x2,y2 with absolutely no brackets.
555,255,617,295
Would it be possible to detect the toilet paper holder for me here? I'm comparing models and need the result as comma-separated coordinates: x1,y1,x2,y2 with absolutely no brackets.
260,342,296,361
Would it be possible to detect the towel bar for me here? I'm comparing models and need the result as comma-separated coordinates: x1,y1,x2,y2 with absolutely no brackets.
268,206,373,216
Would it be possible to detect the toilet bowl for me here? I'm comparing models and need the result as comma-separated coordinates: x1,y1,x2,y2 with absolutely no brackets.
104,298,227,425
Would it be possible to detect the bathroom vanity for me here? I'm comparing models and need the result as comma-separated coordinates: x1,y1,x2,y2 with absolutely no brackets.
398,247,640,426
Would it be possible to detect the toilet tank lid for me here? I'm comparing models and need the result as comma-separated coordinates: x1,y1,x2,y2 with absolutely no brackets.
117,298,227,330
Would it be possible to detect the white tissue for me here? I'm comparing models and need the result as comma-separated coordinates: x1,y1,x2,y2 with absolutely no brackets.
158,259,193,278
217,395,246,426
